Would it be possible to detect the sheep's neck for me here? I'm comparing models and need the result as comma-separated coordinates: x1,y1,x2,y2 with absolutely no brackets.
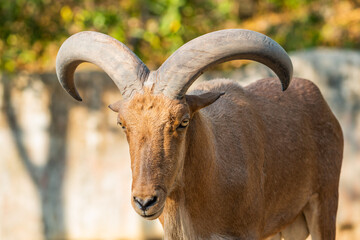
162,112,218,239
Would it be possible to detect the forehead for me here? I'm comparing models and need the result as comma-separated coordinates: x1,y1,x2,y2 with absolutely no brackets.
120,92,188,121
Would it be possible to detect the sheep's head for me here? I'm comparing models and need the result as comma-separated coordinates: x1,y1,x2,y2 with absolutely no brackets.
56,29,293,220
108,90,223,219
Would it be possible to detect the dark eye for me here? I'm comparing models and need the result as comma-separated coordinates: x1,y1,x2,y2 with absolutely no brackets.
117,121,126,129
177,119,190,129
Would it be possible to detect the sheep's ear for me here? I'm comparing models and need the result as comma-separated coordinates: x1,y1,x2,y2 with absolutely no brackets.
185,92,225,113
108,100,122,112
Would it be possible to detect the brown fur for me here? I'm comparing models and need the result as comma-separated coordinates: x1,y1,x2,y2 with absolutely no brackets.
110,77,343,240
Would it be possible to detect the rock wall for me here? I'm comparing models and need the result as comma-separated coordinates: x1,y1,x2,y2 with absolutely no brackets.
1,49,359,239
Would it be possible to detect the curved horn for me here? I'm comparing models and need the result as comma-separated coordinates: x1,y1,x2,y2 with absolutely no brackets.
56,31,149,101
152,29,293,99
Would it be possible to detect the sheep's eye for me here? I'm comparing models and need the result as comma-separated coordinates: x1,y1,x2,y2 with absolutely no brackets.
117,121,126,129
178,119,190,129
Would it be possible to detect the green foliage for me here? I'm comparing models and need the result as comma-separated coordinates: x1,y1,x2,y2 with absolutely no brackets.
1,0,359,73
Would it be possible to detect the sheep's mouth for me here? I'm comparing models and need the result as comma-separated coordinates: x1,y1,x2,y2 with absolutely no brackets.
141,206,164,220
143,212,157,218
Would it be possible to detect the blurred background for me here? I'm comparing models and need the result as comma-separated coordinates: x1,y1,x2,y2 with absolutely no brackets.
0,0,359,239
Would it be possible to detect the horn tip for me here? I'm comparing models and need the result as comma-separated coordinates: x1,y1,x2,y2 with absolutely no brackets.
281,78,291,91
74,95,83,102
68,90,83,101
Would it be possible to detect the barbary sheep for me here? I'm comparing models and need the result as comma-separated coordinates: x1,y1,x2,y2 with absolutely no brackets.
56,29,343,240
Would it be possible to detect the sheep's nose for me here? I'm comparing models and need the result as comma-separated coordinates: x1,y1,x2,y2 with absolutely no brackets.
133,196,158,211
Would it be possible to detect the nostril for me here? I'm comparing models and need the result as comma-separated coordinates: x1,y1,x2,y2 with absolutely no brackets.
133,197,143,210
133,196,158,211
144,196,157,208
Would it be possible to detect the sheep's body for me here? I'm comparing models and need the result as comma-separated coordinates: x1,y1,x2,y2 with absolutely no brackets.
56,29,343,240
159,77,343,239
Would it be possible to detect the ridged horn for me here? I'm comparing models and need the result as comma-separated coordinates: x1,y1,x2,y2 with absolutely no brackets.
152,29,293,99
56,31,149,101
